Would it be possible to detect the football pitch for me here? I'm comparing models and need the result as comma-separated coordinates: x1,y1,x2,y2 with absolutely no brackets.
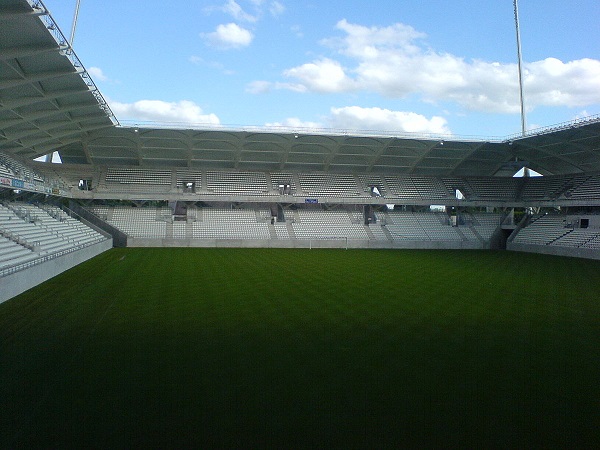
1,248,599,448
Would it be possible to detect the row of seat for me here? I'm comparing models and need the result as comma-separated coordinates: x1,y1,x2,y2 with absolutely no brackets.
85,167,600,202
105,168,171,185
87,205,503,243
292,224,369,240
513,215,571,245
192,223,270,239
0,153,44,183
206,171,269,195
108,206,168,238
513,214,600,248
0,202,107,271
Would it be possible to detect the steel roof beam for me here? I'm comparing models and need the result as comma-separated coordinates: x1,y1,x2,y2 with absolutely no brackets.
4,104,104,134
20,124,111,150
0,44,64,61
5,116,110,146
448,142,494,176
510,139,588,174
2,107,110,136
0,68,81,90
11,100,110,123
366,138,397,173
406,140,443,174
0,87,92,109
322,139,341,172
0,9,45,18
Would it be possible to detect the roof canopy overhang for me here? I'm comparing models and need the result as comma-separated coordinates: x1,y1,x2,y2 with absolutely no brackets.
1,0,600,177
0,0,117,161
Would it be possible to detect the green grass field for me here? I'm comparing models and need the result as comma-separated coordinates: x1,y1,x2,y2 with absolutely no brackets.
1,248,599,448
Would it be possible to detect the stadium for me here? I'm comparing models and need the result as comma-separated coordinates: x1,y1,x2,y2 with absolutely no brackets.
1,0,599,447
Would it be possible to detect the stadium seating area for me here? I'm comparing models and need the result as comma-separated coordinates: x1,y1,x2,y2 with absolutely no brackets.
4,150,600,260
291,209,369,240
193,208,271,240
0,153,45,184
102,168,173,194
512,213,600,249
0,202,109,273
297,173,363,197
78,200,600,256
109,206,169,238
85,204,506,247
77,166,600,204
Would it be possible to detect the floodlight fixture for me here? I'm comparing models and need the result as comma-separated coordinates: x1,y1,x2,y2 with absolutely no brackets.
70,0,82,47
514,0,527,136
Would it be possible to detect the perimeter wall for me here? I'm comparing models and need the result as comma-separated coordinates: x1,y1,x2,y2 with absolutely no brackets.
126,237,485,250
0,239,113,304
507,243,600,261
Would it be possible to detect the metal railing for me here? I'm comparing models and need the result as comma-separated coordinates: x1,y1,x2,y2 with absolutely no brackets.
504,114,600,142
119,113,600,144
0,202,112,277
118,120,503,143
0,238,108,278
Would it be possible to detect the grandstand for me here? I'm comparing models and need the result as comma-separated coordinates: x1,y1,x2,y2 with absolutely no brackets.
1,0,600,300
1,1,600,447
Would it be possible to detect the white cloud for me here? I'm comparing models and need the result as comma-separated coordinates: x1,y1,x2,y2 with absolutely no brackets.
202,23,254,49
110,99,220,124
246,80,272,94
88,66,108,82
290,24,303,38
269,1,285,17
189,55,202,65
525,58,600,108
273,20,600,113
266,106,450,134
324,19,426,58
265,117,323,129
189,55,235,75
245,80,308,94
283,58,356,93
221,0,258,22
207,0,284,23
328,106,450,134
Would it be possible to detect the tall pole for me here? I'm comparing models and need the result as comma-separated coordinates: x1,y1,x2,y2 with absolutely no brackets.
69,0,81,47
514,0,526,136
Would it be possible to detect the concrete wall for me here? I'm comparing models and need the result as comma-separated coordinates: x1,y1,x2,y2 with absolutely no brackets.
127,237,484,250
69,202,128,247
0,239,113,304
507,242,600,260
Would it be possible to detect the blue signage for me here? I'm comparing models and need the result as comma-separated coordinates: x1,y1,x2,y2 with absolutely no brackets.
305,199,318,204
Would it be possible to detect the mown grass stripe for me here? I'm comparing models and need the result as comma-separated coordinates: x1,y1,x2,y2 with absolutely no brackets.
1,248,599,448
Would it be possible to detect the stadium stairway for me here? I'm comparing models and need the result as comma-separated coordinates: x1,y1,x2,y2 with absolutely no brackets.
364,225,376,241
286,221,296,239
268,223,277,239
453,226,469,242
468,224,486,245
165,222,174,239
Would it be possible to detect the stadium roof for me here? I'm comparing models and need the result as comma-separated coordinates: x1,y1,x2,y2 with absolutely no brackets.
1,0,600,177
0,0,117,160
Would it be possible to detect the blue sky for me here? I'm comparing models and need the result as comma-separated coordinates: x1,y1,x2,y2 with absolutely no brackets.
44,0,600,138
